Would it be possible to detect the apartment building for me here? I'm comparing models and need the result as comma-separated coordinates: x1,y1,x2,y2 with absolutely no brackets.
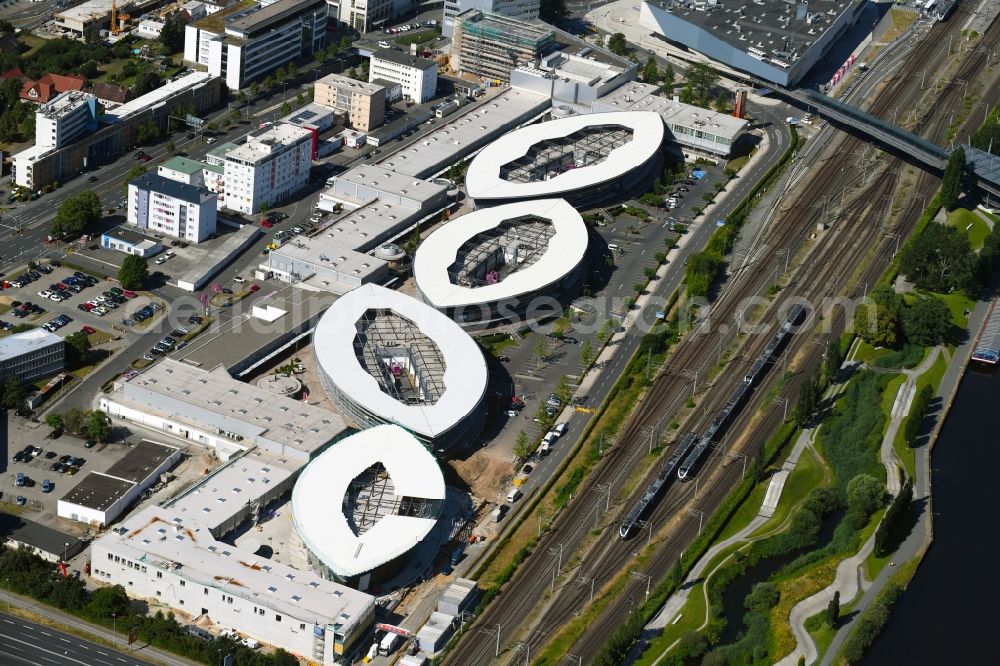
0,329,65,384
35,90,99,149
450,10,555,83
315,73,386,132
128,172,218,243
183,0,327,90
442,0,539,38
222,123,312,215
368,50,437,104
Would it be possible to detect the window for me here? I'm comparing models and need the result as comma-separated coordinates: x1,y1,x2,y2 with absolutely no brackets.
204,588,209,595
180,580,185,587
275,614,282,622
300,623,306,631
156,571,163,579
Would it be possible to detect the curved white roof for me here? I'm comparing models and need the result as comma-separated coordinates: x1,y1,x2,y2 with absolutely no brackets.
413,199,588,309
314,284,488,439
291,425,445,578
465,111,665,201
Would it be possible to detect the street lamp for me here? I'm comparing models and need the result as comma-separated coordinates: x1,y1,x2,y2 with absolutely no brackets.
63,541,69,563
112,613,117,644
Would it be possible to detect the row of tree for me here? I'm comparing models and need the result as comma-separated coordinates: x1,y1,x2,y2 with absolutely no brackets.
853,285,954,351
45,408,111,441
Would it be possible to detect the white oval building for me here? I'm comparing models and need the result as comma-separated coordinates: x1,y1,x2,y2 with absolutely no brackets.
465,111,665,207
314,284,488,453
292,424,446,589
413,199,590,326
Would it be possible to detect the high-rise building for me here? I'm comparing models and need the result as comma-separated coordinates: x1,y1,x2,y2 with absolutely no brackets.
34,91,98,150
314,73,386,132
127,172,218,243
368,50,437,104
222,123,313,215
450,10,555,83
183,0,327,90
336,0,411,33
442,0,539,38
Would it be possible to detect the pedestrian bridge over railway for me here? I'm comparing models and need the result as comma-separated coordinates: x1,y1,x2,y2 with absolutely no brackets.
782,87,1000,200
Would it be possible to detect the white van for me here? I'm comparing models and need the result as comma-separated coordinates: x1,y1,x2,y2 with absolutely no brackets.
506,488,522,503
554,422,568,436
378,40,390,48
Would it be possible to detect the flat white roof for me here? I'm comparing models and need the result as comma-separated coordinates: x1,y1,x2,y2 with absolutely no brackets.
313,285,487,439
376,88,550,179
465,111,664,201
0,328,62,360
414,198,588,308
117,360,348,458
291,425,445,578
98,504,375,629
269,235,386,281
107,72,214,121
593,81,749,138
225,123,312,163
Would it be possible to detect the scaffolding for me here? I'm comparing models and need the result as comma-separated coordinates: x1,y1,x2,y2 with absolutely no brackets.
353,309,447,406
499,125,634,184
455,10,556,83
447,215,556,288
344,463,442,536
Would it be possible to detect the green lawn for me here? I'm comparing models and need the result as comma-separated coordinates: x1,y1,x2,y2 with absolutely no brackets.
947,207,991,250
716,476,769,542
852,340,891,365
749,445,825,539
394,28,441,47
635,582,709,665
726,155,750,172
19,33,46,58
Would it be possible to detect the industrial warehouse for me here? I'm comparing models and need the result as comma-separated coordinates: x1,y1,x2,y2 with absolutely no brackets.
292,425,446,590
464,111,665,206
414,198,590,325
313,284,488,453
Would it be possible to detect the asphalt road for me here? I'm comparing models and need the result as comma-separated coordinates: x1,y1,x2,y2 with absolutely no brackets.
0,611,156,666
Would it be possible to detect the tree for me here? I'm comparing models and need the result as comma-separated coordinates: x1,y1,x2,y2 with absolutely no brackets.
827,590,841,626
135,118,161,145
823,339,844,387
580,339,594,367
662,63,675,95
899,222,977,294
314,48,327,63
296,92,304,106
287,62,297,78
64,332,91,367
84,585,129,620
118,255,149,290
250,80,260,97
51,191,101,238
903,384,934,447
63,407,87,434
794,372,821,426
874,478,913,556
745,581,780,612
684,62,719,106
159,13,187,54
513,431,530,460
608,33,627,56
339,36,352,52
535,402,551,423
555,375,572,404
280,101,292,116
85,411,112,442
1,374,24,411
971,108,1000,156
902,297,951,346
45,413,64,431
165,140,176,154
275,66,287,83
750,445,766,482
846,473,884,519
678,83,695,104
263,75,275,90
533,336,550,364
642,56,659,84
133,71,162,96
853,301,899,348
940,146,966,211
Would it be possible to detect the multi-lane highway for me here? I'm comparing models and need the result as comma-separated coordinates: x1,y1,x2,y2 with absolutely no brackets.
0,611,158,666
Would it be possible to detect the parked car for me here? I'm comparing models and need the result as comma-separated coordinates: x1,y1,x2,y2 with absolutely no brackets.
84,440,96,449
42,479,52,493
81,325,96,335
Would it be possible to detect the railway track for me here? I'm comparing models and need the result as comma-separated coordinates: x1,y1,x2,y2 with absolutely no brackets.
441,12,999,665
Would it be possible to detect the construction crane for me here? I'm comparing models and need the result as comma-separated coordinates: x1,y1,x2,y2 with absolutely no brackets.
110,0,129,35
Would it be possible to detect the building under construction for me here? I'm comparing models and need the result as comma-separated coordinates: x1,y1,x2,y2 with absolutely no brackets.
450,10,555,83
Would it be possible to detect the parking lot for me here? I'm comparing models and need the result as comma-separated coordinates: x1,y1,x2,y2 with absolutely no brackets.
2,418,141,535
0,263,160,341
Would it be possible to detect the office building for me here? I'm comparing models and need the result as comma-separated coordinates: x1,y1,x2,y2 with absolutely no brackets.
450,10,554,83
91,504,376,662
222,123,312,215
35,91,99,150
336,0,411,33
315,73,386,132
0,329,64,384
592,81,749,157
128,172,218,243
369,50,437,104
639,0,863,87
99,359,350,462
183,0,327,90
101,227,164,258
442,0,539,38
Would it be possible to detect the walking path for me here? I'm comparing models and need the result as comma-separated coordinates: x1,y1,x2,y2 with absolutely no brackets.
819,296,992,664
879,347,941,495
777,345,941,664
629,427,817,665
